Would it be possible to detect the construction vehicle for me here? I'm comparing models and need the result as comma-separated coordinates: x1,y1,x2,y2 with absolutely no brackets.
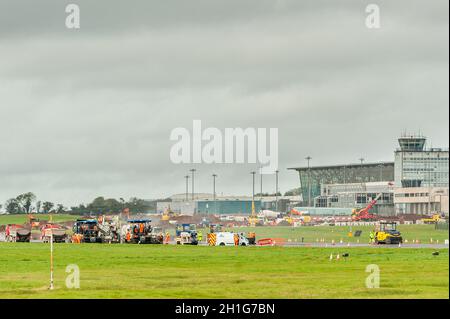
248,200,259,226
72,219,103,243
124,219,163,244
5,224,31,242
374,222,403,244
208,232,249,246
41,224,68,243
27,214,40,228
421,214,442,224
351,193,382,221
97,215,121,243
175,223,198,245
161,205,178,221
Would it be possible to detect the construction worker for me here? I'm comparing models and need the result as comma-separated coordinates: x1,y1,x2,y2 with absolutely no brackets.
197,230,203,243
165,232,170,244
369,230,375,244
126,230,131,242
139,223,144,234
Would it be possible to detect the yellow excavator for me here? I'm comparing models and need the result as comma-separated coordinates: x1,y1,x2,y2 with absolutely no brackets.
161,205,177,221
421,214,441,224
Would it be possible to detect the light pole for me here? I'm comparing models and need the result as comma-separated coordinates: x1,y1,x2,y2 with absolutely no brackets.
359,157,365,183
275,170,279,212
305,156,312,207
251,171,256,201
212,174,217,214
260,166,263,200
190,169,196,201
250,171,256,219
184,175,190,201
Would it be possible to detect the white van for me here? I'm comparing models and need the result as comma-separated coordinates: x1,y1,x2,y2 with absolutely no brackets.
214,232,249,246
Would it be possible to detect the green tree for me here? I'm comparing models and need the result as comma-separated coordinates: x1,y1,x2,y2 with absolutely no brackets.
56,204,65,214
16,192,36,214
42,201,54,214
4,198,20,214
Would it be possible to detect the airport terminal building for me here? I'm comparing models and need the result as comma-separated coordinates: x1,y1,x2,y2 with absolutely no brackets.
288,162,395,215
394,135,449,215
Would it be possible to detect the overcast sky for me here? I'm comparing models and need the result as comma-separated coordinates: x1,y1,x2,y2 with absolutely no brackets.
0,0,448,207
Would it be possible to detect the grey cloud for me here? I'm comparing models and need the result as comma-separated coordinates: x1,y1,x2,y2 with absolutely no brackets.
0,0,448,206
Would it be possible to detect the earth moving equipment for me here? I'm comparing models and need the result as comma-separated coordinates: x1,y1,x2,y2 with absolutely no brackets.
375,222,403,244
175,223,198,245
421,214,442,224
27,214,40,228
351,193,382,221
72,219,103,243
125,219,163,244
16,228,31,242
289,208,313,226
161,206,178,221
41,224,67,243
5,224,31,242
208,232,249,246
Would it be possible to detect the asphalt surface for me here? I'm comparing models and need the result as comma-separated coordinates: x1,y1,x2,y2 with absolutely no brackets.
21,239,450,249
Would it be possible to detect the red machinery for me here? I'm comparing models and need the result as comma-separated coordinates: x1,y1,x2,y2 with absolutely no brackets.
351,193,382,221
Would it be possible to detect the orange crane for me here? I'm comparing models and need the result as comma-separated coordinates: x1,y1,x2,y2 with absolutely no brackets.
351,193,382,221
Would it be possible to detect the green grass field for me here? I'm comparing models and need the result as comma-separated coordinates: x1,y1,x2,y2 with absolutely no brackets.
223,225,449,244
0,243,448,299
0,214,80,225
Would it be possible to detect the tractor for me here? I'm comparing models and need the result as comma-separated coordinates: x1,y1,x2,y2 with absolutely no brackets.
375,222,403,245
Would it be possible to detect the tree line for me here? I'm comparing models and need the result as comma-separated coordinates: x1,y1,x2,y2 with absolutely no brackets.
2,192,156,215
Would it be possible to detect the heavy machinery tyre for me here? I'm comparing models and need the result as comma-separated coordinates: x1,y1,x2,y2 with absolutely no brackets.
241,243,247,246
219,242,225,246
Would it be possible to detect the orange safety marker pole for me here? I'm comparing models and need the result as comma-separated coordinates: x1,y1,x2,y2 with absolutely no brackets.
49,213,54,290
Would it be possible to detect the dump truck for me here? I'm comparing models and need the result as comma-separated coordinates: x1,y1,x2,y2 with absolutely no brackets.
208,232,249,246
124,219,163,244
375,222,403,244
175,223,198,245
41,224,68,243
5,224,31,242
